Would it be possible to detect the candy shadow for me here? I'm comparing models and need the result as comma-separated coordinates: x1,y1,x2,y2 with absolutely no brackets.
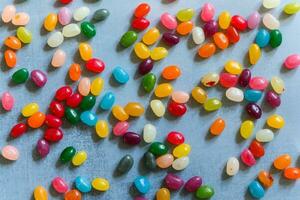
25,80,40,93
83,0,102,3
0,155,15,165
48,184,60,198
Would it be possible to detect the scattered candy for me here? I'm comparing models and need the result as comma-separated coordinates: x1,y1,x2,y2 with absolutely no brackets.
226,157,239,176
1,145,19,161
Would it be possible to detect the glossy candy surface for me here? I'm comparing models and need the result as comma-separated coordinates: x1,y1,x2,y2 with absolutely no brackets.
231,15,247,31
44,13,57,31
162,65,181,80
173,143,191,158
284,2,300,14
99,92,115,110
139,59,154,75
249,140,265,158
265,91,281,108
86,58,105,73
80,111,98,126
4,50,16,68
255,29,270,48
124,102,144,117
113,121,129,136
220,73,238,88
240,120,254,139
203,98,222,111
269,29,282,48
263,0,280,9
198,43,216,58
258,170,273,188
184,176,202,192
150,47,168,60
132,17,150,30
248,11,261,29
267,114,285,129
117,154,134,174
203,20,218,37
156,154,174,169
2,5,16,23
1,145,19,161
52,177,68,193
160,13,177,30
246,103,262,119
112,66,129,84
172,156,189,170
5,36,21,50
167,131,185,145
164,173,184,190
123,132,141,145
150,99,165,117
149,142,168,156
143,124,157,143
210,118,225,136
226,26,240,43
12,68,29,84
134,176,150,194
225,60,243,75
10,123,27,138
256,129,274,142
17,27,32,44
28,112,46,128
239,69,251,87
168,101,187,117
92,178,110,191
31,70,47,87
134,3,150,17
284,168,300,180
192,27,205,45
156,188,170,200
176,21,193,35
75,176,92,193
33,186,48,200
201,3,215,22
213,32,229,49
1,92,14,111
271,76,285,94
93,9,110,22
112,105,129,121
192,87,207,104
12,12,30,26
241,149,256,167
58,7,72,25
64,189,81,200
72,151,87,166
245,89,263,102
134,42,150,59
263,13,280,30
218,11,231,29
52,49,66,67
249,43,261,65
95,120,109,138
142,27,160,45
284,54,300,69
226,157,239,176
201,73,219,87
273,154,292,170
196,185,214,199
248,181,265,199
62,23,81,37
225,87,244,102
120,31,137,48
176,8,194,22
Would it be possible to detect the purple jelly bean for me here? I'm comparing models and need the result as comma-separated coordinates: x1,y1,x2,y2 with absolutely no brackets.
184,176,202,192
139,58,154,75
123,132,141,145
37,139,50,157
164,173,184,190
247,11,261,29
238,69,251,87
31,70,47,87
246,103,262,119
203,20,218,37
58,7,72,26
265,91,281,108
162,32,180,46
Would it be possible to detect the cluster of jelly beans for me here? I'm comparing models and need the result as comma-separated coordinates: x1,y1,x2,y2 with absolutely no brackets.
10,68,47,87
59,146,87,166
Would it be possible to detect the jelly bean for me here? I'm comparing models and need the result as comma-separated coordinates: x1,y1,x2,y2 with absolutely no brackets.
142,27,160,45
195,185,214,199
72,151,87,166
239,69,251,87
203,98,222,111
119,31,138,48
4,36,21,50
267,114,285,129
112,105,129,121
149,142,168,156
258,170,273,188
176,21,193,36
99,92,115,110
185,176,202,192
62,23,81,37
198,43,216,58
44,128,63,142
117,154,134,174
45,114,62,128
68,63,81,81
240,120,254,139
75,176,92,193
60,0,72,4
92,178,110,191
225,60,243,75
37,139,50,158
226,26,240,43
265,91,281,108
244,89,262,103
86,58,105,73
240,148,256,166
191,87,207,104
134,176,150,194
218,11,231,29
93,9,110,22
246,103,262,119
134,42,150,59
124,102,144,117
60,146,76,163
78,77,91,96
143,124,156,143
284,54,300,69
1,145,19,161
162,65,181,80
274,154,292,170
167,131,184,145
134,3,150,18
81,21,96,38
4,50,16,68
1,5,16,23
177,8,194,22
58,7,72,25
51,49,66,67
192,27,205,45
44,13,57,31
138,59,154,75
123,132,141,145
213,32,229,49
226,157,239,176
50,100,65,117
95,120,109,138
263,0,280,9
270,76,284,94
172,156,189,170
249,43,261,65
284,2,300,14
164,173,184,190
80,94,96,110
73,7,90,21
256,129,274,142
12,68,29,84
156,188,170,200
17,27,32,44
210,117,226,136
168,101,187,117
284,168,300,180
249,140,265,158
132,17,150,30
201,3,215,22
142,73,156,92
65,107,80,125
219,73,238,88
150,47,168,60
78,43,92,61
162,32,180,46
113,121,129,136
171,91,189,104
156,154,174,168
231,15,247,31
28,112,46,128
80,111,98,126
154,83,173,98
263,13,279,30
52,177,69,193
255,29,270,48
225,87,244,102
173,143,191,158
31,70,47,88
269,29,282,48
203,20,218,37
34,186,48,200
150,99,165,117
10,123,27,138
249,77,268,90
160,13,177,30
247,11,261,29
12,12,30,26
91,77,104,96
64,189,81,200
144,152,156,170
248,181,265,199
55,86,72,101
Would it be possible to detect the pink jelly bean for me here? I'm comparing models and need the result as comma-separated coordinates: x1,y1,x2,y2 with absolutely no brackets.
201,3,215,22
58,7,72,26
249,77,268,90
113,121,130,136
1,145,19,161
284,54,300,69
240,148,256,167
171,91,190,104
247,11,261,29
52,176,69,193
37,139,50,158
31,70,47,87
160,12,177,30
1,92,14,111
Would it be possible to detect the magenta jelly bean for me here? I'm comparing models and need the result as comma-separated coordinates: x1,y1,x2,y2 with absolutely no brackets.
58,7,72,25
219,73,238,88
31,70,47,87
1,91,14,111
138,58,154,75
284,54,300,69
36,139,50,158
160,12,177,30
162,32,180,46
201,3,215,22
241,148,256,167
238,69,251,87
265,91,281,108
52,176,69,193
247,11,261,29
203,20,218,37
184,176,202,192
113,121,129,136
246,103,262,119
123,132,141,145
86,58,105,73
249,77,268,90
164,173,184,190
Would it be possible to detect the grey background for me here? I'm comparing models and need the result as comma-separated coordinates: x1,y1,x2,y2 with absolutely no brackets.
0,0,300,199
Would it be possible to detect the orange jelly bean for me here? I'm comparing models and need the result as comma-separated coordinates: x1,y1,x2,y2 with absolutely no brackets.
176,21,193,36
68,63,81,81
213,32,229,50
162,65,181,80
64,189,82,200
210,117,225,136
4,50,17,68
284,167,300,180
258,170,273,188
198,43,216,58
4,36,22,50
273,154,292,170
27,112,46,128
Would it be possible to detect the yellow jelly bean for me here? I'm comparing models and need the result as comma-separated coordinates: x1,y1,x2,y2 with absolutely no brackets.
34,186,48,200
240,120,254,139
271,76,285,94
79,43,93,61
176,8,195,22
224,60,243,75
22,102,39,117
91,77,104,96
267,114,285,129
142,27,160,45
218,11,231,29
150,47,168,61
72,150,87,166
284,2,300,15
112,105,129,121
17,27,32,44
124,102,144,117
44,13,57,32
134,42,150,59
191,87,207,104
156,188,170,200
95,120,109,138
249,43,261,65
173,143,191,158
92,178,110,191
154,83,173,98
203,98,222,111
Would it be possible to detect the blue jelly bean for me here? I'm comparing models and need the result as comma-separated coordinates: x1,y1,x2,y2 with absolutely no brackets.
99,92,115,110
134,176,150,194
248,180,265,199
255,29,270,48
75,176,92,193
80,111,98,126
112,66,129,84
245,89,263,102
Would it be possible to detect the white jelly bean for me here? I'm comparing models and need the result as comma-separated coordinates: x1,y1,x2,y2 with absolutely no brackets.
256,129,274,142
263,13,280,30
263,0,281,9
150,99,165,117
47,31,64,48
172,156,189,170
1,5,16,23
225,87,244,102
171,91,190,104
143,124,157,143
73,7,90,21
226,157,239,176
62,23,81,37
192,27,205,45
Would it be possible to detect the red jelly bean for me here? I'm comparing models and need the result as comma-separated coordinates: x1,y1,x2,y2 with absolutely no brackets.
49,101,65,118
134,3,151,18
219,73,238,88
10,123,27,138
86,58,105,73
231,15,247,31
265,91,281,108
226,26,240,43
167,131,185,145
45,114,62,128
138,58,154,75
249,140,265,158
132,17,150,30
66,92,83,108
162,32,180,46
60,0,72,4
44,128,63,142
238,69,251,87
55,86,72,101
168,101,187,117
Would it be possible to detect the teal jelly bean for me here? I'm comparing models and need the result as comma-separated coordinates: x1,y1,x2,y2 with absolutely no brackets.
93,9,110,22
142,73,156,92
119,31,138,48
12,68,29,84
80,111,98,126
99,92,115,110
80,94,96,110
112,66,129,84
269,29,282,48
75,176,92,193
255,29,270,48
81,21,96,39
134,176,150,194
248,180,265,199
244,89,263,102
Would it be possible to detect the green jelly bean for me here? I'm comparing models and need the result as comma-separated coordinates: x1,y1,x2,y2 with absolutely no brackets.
149,142,168,156
81,21,96,39
203,98,222,112
60,146,76,163
143,152,156,170
269,29,282,48
142,73,156,92
195,185,215,199
119,31,138,48
17,27,32,44
93,9,110,22
117,154,134,174
80,94,96,110
65,107,80,125
12,68,29,84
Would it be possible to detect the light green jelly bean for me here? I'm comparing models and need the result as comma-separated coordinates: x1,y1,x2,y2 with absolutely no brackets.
17,27,32,44
176,8,195,22
203,98,222,111
284,2,300,15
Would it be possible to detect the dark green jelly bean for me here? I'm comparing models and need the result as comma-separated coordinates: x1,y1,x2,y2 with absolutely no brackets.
93,9,110,22
65,107,80,125
117,154,134,174
149,142,168,156
80,94,96,110
119,31,138,48
60,146,76,163
142,73,156,93
12,68,29,84
143,152,156,170
81,21,96,39
195,185,215,199
269,29,282,48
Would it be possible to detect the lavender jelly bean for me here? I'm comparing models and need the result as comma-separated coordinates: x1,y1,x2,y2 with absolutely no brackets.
249,77,268,90
184,176,202,192
239,69,251,87
139,58,154,75
164,173,184,190
162,32,180,46
58,7,72,25
246,103,262,119
37,139,50,157
247,11,261,29
203,20,218,37
31,70,47,87
265,91,281,108
123,132,141,145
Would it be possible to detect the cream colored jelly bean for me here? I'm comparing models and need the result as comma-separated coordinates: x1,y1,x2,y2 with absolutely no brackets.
154,83,173,98
201,72,219,87
263,13,280,30
263,0,280,9
225,87,244,102
143,123,157,143
256,129,274,142
271,76,285,94
267,114,285,129
150,99,165,117
2,5,16,23
78,77,91,96
22,102,39,117
226,157,239,176
62,23,81,37
172,156,189,170
12,12,30,26
51,49,66,68
240,120,254,139
191,87,207,104
1,145,19,161
47,31,64,48
73,6,90,21
91,77,104,96
156,154,174,168
171,91,189,104
72,150,87,166
173,143,191,158
95,120,109,138
134,42,150,59
142,27,160,45
150,47,168,61
192,27,205,45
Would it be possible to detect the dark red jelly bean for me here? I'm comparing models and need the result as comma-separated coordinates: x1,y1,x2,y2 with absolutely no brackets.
168,101,187,117
249,140,265,158
164,173,184,190
231,15,247,31
123,132,141,145
138,58,154,75
226,26,240,43
239,69,251,87
246,103,262,119
86,58,105,73
55,86,72,101
49,100,65,118
162,32,180,46
203,20,218,37
167,131,185,145
60,0,72,4
44,128,63,142
10,123,27,138
184,176,202,192
66,92,83,108
131,17,150,30
37,139,50,158
219,73,238,88
265,91,281,108
45,114,62,128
